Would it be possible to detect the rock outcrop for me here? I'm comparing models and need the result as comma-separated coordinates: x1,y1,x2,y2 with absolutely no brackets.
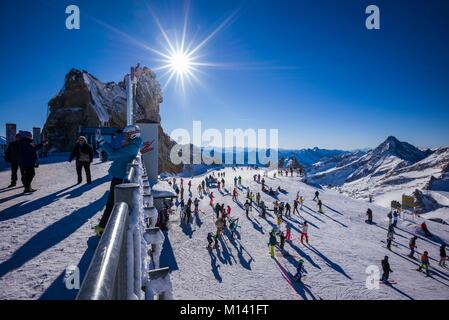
43,65,181,173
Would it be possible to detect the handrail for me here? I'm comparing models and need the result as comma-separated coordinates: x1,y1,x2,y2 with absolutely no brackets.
77,202,129,300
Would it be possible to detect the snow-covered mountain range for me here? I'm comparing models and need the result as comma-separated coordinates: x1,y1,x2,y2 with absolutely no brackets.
303,137,449,222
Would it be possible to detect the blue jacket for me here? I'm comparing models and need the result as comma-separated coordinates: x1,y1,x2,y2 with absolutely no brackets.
101,137,142,179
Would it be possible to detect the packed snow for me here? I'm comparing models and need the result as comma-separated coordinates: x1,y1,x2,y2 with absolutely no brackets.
0,159,111,299
161,167,449,300
1,162,449,300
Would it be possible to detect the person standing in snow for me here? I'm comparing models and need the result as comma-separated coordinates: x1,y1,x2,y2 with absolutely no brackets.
420,222,432,237
238,176,242,186
193,197,200,213
279,230,286,250
392,210,399,227
317,199,323,213
94,125,152,236
416,251,430,276
268,232,277,258
386,229,395,250
293,199,300,215
234,176,238,187
232,187,238,201
313,191,319,201
207,232,214,249
294,259,305,282
229,218,239,239
188,180,192,193
300,221,309,244
69,136,94,184
366,208,373,224
260,201,267,218
285,202,291,217
381,256,393,282
285,224,292,241
4,133,21,188
209,192,214,207
439,244,447,267
244,200,250,217
408,236,418,258
18,131,47,194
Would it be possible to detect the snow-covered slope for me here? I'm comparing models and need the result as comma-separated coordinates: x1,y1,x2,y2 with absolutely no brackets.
306,137,448,210
0,159,111,299
162,167,449,300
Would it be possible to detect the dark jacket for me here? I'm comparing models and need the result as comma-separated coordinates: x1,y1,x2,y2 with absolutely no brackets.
4,140,21,163
69,142,94,163
381,259,392,273
18,138,43,167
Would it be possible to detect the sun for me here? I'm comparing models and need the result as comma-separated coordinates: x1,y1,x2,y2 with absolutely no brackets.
169,51,192,75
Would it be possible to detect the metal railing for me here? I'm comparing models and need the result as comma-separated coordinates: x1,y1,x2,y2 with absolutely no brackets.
77,202,129,300
76,155,173,300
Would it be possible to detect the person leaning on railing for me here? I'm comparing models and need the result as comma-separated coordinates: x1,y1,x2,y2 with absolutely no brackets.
94,125,154,236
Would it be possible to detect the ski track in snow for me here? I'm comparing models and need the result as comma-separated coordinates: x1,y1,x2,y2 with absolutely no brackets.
1,163,449,299
164,167,449,300
0,160,111,300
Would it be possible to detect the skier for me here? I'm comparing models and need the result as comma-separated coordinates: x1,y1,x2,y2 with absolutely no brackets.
197,184,202,195
209,192,214,206
260,201,267,218
408,236,418,258
279,230,286,250
4,133,21,188
238,176,242,186
215,218,224,236
294,259,305,282
416,251,430,276
268,231,277,258
420,222,432,237
285,224,292,241
207,232,214,249
232,187,238,201
193,197,200,213
214,203,221,219
381,256,393,283
439,244,447,267
188,180,192,192
300,222,309,244
299,196,304,210
276,214,282,227
392,210,399,227
229,218,239,239
94,125,151,236
386,229,394,250
313,191,320,201
366,208,373,224
256,192,261,206
234,176,238,187
293,199,300,214
244,200,250,217
227,205,231,218
201,180,206,192
285,202,291,217
317,199,323,213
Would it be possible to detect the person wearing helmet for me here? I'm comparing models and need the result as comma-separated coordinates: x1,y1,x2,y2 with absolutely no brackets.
294,259,305,282
94,125,153,236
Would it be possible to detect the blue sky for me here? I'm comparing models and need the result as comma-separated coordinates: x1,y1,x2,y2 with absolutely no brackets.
0,0,448,150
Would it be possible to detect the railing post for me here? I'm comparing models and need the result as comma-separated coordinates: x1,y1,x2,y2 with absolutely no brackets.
115,183,140,299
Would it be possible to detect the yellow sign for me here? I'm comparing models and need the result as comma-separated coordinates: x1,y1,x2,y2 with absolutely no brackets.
402,195,415,210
